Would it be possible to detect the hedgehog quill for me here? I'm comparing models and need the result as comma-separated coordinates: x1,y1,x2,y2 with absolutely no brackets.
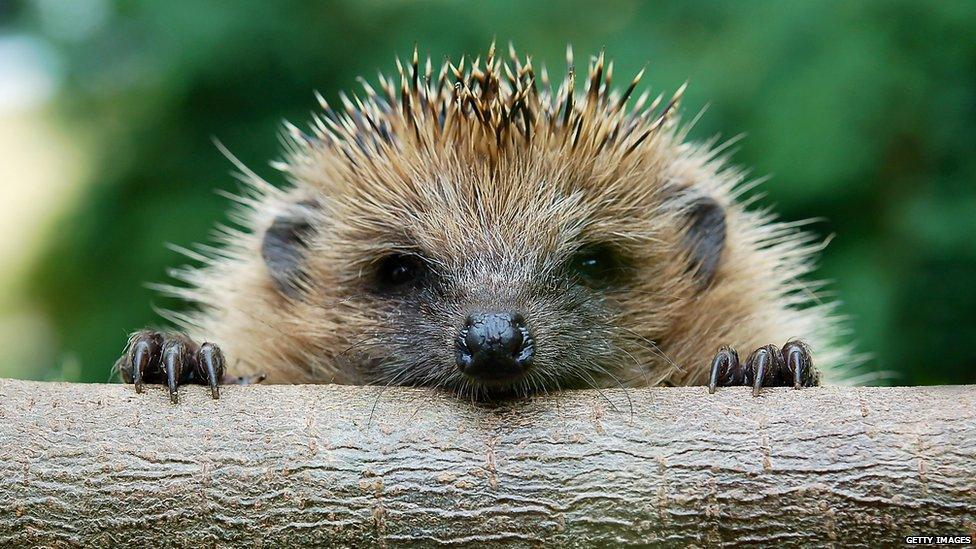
115,43,851,403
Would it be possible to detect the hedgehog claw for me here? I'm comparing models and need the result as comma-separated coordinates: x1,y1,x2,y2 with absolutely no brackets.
161,340,187,404
166,367,179,403
117,330,162,394
117,331,237,403
749,346,775,397
707,341,818,395
708,346,738,394
130,340,150,393
783,340,815,390
197,343,225,400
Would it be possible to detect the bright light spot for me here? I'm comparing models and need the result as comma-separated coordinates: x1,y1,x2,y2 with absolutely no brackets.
0,34,63,113
35,0,111,43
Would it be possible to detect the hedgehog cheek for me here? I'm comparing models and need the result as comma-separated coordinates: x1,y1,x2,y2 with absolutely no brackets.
261,200,319,298
681,195,727,289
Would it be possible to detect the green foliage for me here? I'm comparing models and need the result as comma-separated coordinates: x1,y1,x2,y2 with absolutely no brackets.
10,0,976,384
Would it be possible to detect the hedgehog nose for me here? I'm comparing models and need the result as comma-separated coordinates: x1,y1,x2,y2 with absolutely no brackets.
456,312,534,382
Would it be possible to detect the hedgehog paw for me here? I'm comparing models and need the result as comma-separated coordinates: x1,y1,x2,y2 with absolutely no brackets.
114,330,265,403
707,340,818,396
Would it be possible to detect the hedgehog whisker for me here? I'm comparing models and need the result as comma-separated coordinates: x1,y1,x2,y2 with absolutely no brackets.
615,341,654,388
617,326,681,374
586,360,635,420
576,367,625,415
335,333,386,362
366,354,436,428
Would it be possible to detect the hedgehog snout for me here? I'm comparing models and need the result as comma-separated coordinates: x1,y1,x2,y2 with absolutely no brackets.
455,311,535,383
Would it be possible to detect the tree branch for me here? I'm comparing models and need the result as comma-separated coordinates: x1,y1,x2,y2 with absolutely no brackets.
0,379,974,546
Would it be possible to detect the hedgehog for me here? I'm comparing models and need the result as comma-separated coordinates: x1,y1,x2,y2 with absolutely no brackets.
115,43,852,404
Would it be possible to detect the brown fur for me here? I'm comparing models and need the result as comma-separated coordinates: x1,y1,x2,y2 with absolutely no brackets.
157,44,850,393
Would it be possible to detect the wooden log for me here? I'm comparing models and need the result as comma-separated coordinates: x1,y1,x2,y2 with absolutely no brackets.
0,379,973,547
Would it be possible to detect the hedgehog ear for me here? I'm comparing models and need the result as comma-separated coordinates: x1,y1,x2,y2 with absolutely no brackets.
261,200,319,298
679,194,726,289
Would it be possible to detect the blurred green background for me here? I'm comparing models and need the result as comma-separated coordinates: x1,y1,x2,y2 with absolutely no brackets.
0,0,973,385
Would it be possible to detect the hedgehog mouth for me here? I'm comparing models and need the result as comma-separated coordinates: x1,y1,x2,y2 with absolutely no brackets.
451,376,538,400
457,370,532,392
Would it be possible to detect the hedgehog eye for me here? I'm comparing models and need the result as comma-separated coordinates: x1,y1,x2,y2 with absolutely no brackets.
569,244,624,286
374,254,428,291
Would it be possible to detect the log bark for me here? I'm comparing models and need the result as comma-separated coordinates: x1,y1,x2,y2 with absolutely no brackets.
0,379,974,547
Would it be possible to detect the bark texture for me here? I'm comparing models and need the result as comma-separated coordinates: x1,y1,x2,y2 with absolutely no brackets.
0,379,974,547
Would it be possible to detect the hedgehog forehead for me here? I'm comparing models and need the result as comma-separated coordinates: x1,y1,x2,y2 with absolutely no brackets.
334,176,581,255
329,162,666,270
414,186,587,259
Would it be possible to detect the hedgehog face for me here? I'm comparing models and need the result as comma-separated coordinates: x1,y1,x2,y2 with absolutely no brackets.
353,226,632,396
262,165,727,398
325,203,643,397
257,44,730,396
